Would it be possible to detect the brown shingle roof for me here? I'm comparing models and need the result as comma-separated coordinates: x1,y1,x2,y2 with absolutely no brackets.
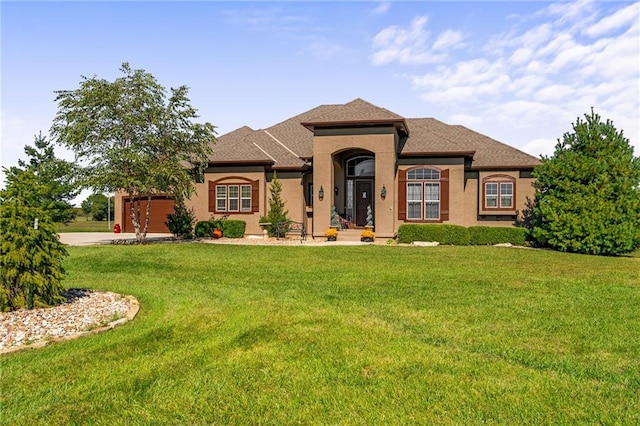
208,99,540,169
208,126,272,164
301,98,406,127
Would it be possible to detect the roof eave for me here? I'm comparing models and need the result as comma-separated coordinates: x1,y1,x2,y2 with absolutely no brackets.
470,164,539,171
399,150,476,158
301,119,408,134
208,159,273,166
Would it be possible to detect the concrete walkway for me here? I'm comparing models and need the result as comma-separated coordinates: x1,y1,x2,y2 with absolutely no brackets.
58,232,173,246
58,232,384,247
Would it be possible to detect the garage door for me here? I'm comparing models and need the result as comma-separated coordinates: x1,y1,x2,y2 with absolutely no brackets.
122,196,175,233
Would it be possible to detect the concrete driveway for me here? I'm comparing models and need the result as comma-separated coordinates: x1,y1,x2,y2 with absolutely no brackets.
58,233,173,246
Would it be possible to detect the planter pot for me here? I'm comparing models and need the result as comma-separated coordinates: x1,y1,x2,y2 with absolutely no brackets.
212,228,223,239
327,236,337,242
361,237,374,242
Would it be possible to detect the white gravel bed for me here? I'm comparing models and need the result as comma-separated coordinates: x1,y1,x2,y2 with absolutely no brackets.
0,289,132,351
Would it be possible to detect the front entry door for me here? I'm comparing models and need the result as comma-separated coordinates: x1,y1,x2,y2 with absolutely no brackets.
355,181,372,226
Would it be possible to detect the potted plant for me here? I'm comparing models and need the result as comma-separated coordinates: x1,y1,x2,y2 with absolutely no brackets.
361,229,375,242
325,228,338,241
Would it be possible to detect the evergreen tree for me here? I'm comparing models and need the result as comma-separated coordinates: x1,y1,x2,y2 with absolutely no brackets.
1,169,67,311
262,172,289,236
10,132,79,224
531,109,640,255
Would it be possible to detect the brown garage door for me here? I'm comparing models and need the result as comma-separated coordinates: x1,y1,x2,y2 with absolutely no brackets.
122,196,175,233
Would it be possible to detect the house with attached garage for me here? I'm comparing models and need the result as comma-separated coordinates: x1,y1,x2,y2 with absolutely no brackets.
114,98,541,238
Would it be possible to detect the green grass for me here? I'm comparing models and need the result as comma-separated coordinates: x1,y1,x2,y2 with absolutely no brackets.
56,217,113,232
1,244,638,424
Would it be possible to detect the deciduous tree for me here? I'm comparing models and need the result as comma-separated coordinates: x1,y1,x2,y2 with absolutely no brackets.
530,109,640,255
81,193,114,221
51,63,216,243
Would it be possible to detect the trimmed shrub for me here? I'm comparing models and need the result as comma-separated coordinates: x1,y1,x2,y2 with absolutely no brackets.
194,221,215,238
165,204,195,239
222,220,246,238
397,224,469,245
468,226,527,246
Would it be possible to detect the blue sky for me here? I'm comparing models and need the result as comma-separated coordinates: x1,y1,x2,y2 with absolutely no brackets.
2,1,639,196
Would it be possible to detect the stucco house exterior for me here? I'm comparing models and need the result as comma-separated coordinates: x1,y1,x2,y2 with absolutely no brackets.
114,98,540,238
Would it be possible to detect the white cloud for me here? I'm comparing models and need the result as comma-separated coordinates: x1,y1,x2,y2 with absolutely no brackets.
378,1,639,156
371,2,391,16
372,16,430,64
432,30,464,51
584,2,640,37
371,16,464,65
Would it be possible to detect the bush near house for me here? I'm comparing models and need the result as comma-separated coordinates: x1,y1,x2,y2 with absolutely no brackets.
468,226,527,246
398,224,470,245
398,224,527,246
194,219,246,238
195,220,216,238
221,220,246,238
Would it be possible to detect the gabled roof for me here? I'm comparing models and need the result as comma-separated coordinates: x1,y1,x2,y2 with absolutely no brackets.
207,99,540,169
301,98,408,133
208,126,272,164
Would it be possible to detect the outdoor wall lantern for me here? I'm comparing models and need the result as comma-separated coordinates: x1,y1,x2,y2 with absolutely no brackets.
319,185,325,201
381,185,387,200
334,186,339,196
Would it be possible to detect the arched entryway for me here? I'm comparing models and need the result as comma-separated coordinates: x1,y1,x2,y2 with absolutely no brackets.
344,155,375,227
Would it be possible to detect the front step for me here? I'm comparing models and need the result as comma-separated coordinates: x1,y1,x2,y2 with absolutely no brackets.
335,229,366,242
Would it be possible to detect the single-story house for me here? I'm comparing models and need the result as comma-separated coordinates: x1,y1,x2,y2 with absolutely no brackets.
114,98,541,238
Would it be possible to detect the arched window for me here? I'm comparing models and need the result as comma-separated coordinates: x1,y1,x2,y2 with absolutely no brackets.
398,167,449,222
407,168,441,220
346,156,374,177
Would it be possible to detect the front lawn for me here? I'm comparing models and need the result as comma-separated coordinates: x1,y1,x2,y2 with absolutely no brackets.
1,244,638,424
56,218,113,232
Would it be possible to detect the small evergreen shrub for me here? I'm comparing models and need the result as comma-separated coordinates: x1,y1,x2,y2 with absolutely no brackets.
194,221,215,238
468,226,527,246
398,224,470,245
222,220,246,238
165,204,196,239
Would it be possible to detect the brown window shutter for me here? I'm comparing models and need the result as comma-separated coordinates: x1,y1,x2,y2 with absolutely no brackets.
251,180,259,213
440,169,449,221
398,169,407,220
208,181,215,212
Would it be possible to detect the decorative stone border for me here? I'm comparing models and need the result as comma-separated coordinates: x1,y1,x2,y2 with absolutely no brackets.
0,296,139,355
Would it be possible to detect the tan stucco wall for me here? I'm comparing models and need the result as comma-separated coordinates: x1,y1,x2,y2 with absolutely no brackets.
199,170,266,235
312,132,397,238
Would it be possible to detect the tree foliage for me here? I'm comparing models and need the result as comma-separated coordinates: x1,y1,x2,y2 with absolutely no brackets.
1,169,67,311
5,132,79,224
261,172,289,237
165,197,196,239
51,63,216,243
81,193,114,221
530,109,640,255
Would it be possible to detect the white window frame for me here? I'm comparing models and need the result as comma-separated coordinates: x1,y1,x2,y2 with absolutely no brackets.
216,184,252,213
240,184,252,212
500,182,513,208
484,181,514,209
216,185,227,212
406,168,441,221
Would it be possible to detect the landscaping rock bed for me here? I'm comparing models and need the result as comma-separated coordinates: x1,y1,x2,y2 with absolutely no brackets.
0,289,138,354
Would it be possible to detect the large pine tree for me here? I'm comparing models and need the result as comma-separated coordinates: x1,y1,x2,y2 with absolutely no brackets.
531,109,640,255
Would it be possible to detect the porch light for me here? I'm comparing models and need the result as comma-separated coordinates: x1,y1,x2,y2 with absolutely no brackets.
319,185,325,201
381,185,387,200
334,186,339,196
